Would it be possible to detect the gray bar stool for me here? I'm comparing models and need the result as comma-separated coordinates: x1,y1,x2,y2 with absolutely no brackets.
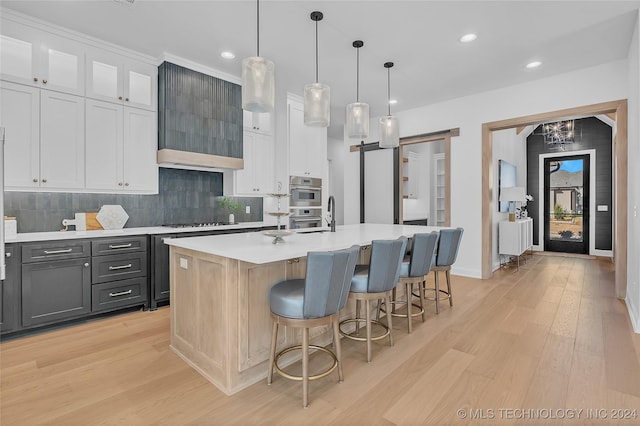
385,232,439,333
267,245,360,408
426,228,464,314
339,237,407,362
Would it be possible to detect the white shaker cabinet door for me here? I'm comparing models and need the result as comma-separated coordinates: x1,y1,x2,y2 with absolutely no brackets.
124,61,157,111
235,131,256,194
39,90,85,189
122,107,157,192
253,133,274,194
85,99,123,190
38,32,85,96
85,51,124,104
0,21,39,87
0,82,40,188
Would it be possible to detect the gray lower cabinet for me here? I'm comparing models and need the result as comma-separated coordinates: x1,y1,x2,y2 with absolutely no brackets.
22,255,91,327
1,244,21,333
91,236,148,313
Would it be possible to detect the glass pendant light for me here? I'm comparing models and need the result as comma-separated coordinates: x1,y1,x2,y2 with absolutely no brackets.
346,40,369,139
379,62,399,148
304,11,330,127
242,0,275,113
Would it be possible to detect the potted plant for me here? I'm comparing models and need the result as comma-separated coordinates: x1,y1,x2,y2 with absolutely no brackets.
219,197,243,224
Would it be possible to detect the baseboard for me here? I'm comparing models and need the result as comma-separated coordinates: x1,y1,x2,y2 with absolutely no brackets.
451,266,482,279
625,295,640,334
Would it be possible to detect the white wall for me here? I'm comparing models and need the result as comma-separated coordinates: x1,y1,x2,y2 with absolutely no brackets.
492,128,528,270
626,11,640,333
327,137,345,225
342,59,630,279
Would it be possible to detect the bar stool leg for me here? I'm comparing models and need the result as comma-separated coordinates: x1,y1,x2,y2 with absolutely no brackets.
435,271,441,314
355,300,362,337
406,281,413,333
419,279,426,322
365,300,372,363
267,321,278,385
302,327,309,408
446,269,453,307
386,293,394,347
332,317,344,382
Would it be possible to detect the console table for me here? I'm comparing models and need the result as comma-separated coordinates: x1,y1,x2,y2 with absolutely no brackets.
499,218,533,269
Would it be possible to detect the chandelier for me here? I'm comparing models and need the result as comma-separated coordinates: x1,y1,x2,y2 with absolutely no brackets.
541,120,575,150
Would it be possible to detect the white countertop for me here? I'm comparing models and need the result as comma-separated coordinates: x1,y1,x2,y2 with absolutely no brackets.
165,223,446,264
6,222,267,243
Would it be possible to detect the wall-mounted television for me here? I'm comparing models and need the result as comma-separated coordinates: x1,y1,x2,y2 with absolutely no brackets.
498,159,517,212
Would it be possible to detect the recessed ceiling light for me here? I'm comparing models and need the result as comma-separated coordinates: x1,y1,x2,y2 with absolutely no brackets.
221,51,235,59
459,33,477,43
526,61,542,69
389,99,398,105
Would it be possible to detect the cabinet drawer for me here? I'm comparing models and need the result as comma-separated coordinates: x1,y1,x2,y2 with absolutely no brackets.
22,240,91,263
92,252,147,284
92,236,147,256
92,277,148,313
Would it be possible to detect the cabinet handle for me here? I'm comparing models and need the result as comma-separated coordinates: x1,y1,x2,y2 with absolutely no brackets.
43,248,73,254
109,243,132,249
287,258,300,264
33,77,38,82
108,263,132,270
5,252,11,258
42,179,47,183
84,263,89,267
118,96,123,100
125,98,129,102
118,182,123,186
42,79,47,84
109,289,132,297
124,183,129,187
33,178,38,183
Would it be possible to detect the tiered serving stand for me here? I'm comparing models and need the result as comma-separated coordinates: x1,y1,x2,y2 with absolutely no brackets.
262,182,293,244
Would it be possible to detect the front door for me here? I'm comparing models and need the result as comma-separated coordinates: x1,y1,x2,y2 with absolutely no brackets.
543,155,590,254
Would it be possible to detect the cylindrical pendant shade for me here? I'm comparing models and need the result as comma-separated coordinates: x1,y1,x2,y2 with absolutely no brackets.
379,115,399,148
304,83,330,127
346,102,369,138
242,56,275,113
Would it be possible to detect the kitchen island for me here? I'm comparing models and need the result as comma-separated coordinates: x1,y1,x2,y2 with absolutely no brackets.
165,223,442,395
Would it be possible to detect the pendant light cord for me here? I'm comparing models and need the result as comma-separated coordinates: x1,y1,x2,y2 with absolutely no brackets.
256,0,260,56
387,67,391,116
315,19,319,83
356,47,360,102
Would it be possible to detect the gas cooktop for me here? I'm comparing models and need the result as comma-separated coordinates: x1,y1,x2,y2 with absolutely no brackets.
162,222,230,228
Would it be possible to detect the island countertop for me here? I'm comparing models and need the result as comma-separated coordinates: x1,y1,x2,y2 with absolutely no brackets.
164,223,443,264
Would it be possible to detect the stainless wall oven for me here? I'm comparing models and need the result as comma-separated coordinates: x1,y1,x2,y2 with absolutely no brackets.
289,176,322,207
289,208,323,229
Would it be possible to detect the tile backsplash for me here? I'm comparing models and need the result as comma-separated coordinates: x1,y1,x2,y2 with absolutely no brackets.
4,168,263,233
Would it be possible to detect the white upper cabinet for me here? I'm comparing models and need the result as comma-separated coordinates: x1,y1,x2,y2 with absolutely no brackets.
233,131,274,195
243,110,272,134
0,81,40,188
86,51,157,111
86,99,157,193
288,98,327,179
0,20,84,96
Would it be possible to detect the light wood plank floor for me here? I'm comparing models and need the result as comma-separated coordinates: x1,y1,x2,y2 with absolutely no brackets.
2,254,639,425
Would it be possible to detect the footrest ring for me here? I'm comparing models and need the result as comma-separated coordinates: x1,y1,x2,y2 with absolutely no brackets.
422,288,451,302
273,345,338,381
338,318,390,342
379,301,425,318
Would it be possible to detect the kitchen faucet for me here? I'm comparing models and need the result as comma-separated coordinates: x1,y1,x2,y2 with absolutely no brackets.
327,195,336,232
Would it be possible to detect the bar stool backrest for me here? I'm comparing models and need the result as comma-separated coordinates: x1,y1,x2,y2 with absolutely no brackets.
435,228,464,267
303,245,360,318
367,237,408,293
408,232,440,277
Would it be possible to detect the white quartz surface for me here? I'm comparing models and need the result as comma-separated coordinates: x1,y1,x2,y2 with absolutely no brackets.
165,223,446,264
7,222,267,243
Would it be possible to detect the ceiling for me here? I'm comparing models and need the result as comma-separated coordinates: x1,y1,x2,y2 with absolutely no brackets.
2,0,639,139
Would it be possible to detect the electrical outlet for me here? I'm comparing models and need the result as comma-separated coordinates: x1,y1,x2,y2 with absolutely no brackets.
180,258,188,269
246,205,251,214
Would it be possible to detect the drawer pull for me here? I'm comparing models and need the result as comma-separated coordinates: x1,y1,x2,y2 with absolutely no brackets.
109,289,133,297
108,263,132,270
108,243,133,249
287,258,300,264
43,248,73,254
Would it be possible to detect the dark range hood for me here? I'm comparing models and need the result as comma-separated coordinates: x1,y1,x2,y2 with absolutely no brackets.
157,62,244,171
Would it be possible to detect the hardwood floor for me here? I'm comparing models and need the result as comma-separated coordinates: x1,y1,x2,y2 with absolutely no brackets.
2,254,639,425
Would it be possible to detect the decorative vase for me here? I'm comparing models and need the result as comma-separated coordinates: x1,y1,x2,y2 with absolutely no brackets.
228,213,235,225
509,213,516,222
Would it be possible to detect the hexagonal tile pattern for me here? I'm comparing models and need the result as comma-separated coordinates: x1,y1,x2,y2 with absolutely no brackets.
96,205,129,230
